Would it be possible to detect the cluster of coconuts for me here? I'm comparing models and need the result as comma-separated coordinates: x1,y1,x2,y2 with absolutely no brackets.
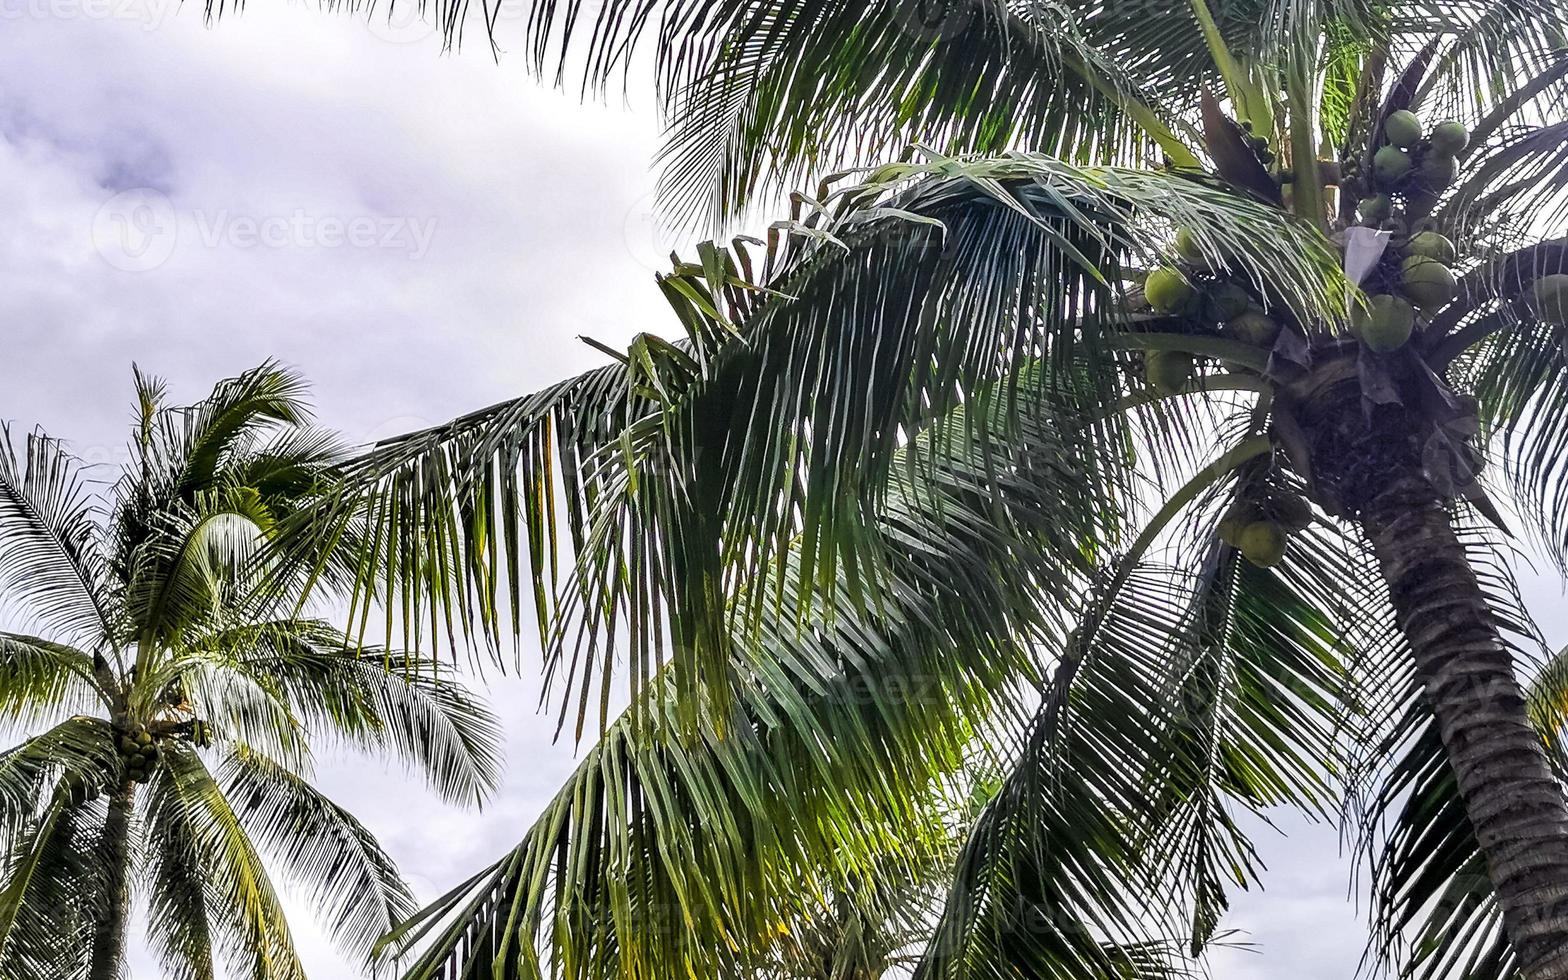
112,712,160,784
1141,229,1281,392
1218,489,1312,568
1347,111,1470,352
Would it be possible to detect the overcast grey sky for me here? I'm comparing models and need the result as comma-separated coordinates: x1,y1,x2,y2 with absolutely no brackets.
0,6,1551,978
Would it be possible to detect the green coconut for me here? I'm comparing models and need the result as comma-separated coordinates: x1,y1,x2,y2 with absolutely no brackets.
136,730,152,746
1226,310,1282,347
1218,500,1262,546
1146,350,1194,394
1384,110,1423,149
1401,256,1458,310
119,736,138,755
1209,282,1252,321
1175,227,1209,268
1532,274,1568,325
1238,521,1289,567
1353,294,1417,352
1418,152,1458,190
1357,194,1392,225
1145,267,1195,313
1374,145,1413,185
1406,230,1456,263
1430,121,1471,156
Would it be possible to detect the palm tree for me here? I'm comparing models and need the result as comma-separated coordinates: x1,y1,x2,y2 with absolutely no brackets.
0,362,503,980
232,1,1568,977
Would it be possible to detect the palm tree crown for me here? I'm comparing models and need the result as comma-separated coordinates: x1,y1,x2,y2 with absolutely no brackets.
197,0,1568,978
0,362,503,980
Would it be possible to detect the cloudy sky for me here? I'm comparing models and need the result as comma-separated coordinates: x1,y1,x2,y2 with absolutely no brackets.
0,6,1555,979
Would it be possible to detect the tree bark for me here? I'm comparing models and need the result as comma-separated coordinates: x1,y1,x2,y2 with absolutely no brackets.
87,779,135,980
1364,477,1568,979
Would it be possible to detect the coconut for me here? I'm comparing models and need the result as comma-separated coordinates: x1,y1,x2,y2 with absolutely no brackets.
1401,256,1458,310
1226,310,1282,347
1374,145,1413,185
1175,227,1209,268
1531,274,1568,325
1268,494,1313,530
1418,152,1458,190
136,730,152,747
1384,110,1423,149
1218,500,1262,546
1353,294,1417,352
1145,267,1195,313
1430,121,1470,156
119,736,138,755
1238,521,1288,567
1406,230,1456,263
1209,283,1252,321
1357,194,1392,225
1146,350,1194,394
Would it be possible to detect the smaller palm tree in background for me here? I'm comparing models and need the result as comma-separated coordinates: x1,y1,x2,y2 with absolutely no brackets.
0,362,503,980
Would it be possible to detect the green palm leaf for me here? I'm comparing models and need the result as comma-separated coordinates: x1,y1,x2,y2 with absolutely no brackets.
146,744,306,980
219,746,416,964
0,426,117,648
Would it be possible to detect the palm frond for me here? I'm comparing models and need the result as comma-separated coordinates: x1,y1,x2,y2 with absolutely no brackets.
1445,239,1568,566
176,658,312,775
1441,121,1568,246
0,717,118,841
651,0,1200,228
1408,3,1568,130
194,618,502,806
919,441,1354,979
0,633,105,726
142,769,220,980
0,790,108,980
112,360,313,580
144,743,306,980
218,746,417,966
0,425,117,648
375,369,1125,980
308,156,1346,735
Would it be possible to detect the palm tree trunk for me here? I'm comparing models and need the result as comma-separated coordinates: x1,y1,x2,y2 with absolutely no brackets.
87,779,135,980
1364,476,1568,979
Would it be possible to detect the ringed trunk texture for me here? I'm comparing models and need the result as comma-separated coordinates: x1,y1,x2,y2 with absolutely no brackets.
1364,478,1568,979
88,779,136,980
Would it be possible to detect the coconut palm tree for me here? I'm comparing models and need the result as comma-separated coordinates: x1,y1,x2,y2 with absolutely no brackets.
0,362,503,980
232,1,1568,977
